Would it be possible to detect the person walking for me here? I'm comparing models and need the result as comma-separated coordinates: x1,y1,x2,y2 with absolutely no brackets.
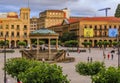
111,54,114,60
87,57,89,62
107,53,110,60
103,52,106,59
90,57,93,62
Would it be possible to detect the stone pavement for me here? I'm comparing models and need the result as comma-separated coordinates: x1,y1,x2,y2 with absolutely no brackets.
57,47,118,83
0,48,118,83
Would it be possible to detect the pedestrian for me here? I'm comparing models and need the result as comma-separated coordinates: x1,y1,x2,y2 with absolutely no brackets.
107,53,110,60
66,49,69,56
78,48,80,53
103,52,106,59
111,54,113,60
17,79,22,83
77,46,80,53
90,57,93,62
87,57,89,62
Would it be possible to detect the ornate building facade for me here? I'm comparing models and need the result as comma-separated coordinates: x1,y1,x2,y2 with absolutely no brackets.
49,17,120,47
30,17,38,33
38,8,70,28
0,8,30,48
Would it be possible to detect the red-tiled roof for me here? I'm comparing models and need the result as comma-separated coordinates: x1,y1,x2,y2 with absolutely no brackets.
80,17,120,22
48,17,120,28
68,17,81,23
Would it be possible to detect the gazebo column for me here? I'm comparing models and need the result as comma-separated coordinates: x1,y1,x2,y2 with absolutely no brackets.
48,38,51,59
37,38,39,55
29,39,32,50
56,38,58,51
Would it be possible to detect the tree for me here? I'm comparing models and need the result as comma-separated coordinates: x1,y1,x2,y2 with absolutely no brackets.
102,41,110,48
75,61,105,76
92,67,120,83
5,58,39,77
112,41,118,47
60,32,77,42
82,41,92,47
18,63,69,83
18,41,26,47
96,41,103,48
34,40,45,45
51,40,61,45
5,58,69,83
64,40,78,47
115,4,120,17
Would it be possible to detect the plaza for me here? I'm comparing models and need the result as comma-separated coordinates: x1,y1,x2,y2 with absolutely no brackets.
0,47,118,83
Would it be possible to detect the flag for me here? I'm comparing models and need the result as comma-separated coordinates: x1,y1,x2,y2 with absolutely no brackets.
108,28,118,37
84,28,93,37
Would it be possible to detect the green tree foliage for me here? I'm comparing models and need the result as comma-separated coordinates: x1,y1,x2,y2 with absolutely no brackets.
18,41,26,46
5,58,69,83
34,40,45,45
60,32,77,42
96,41,103,48
0,40,5,46
102,41,110,48
5,58,39,77
75,61,105,76
18,63,69,83
82,41,92,47
112,41,118,46
64,40,78,47
51,40,61,45
92,67,120,83
115,4,120,17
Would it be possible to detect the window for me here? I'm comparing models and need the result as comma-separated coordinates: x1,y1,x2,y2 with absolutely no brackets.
0,32,3,36
100,25,102,28
94,25,97,30
6,25,9,29
100,31,102,36
17,25,20,30
11,32,14,37
109,25,111,28
24,25,27,30
6,32,9,37
84,25,87,28
11,25,14,29
94,31,97,37
90,25,92,28
105,32,107,36
104,25,107,29
16,32,20,37
24,32,27,37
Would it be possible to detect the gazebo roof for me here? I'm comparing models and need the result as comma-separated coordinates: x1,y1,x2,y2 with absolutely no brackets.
30,28,56,35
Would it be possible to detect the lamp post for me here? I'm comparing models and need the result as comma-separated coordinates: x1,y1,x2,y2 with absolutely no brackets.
4,35,6,83
117,34,120,67
88,35,91,53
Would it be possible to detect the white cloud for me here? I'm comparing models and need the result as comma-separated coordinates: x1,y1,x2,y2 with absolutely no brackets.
0,0,120,17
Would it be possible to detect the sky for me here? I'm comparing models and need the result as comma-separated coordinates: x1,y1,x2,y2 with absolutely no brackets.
0,0,120,17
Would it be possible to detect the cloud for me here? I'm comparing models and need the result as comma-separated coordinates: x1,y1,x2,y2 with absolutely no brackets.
0,0,120,17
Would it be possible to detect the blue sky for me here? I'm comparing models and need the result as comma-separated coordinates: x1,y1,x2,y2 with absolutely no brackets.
0,0,120,17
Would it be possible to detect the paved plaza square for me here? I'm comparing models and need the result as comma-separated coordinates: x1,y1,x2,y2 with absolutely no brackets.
0,48,118,83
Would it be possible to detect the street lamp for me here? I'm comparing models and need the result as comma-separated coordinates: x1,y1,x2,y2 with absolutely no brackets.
4,35,6,83
116,34,120,67
88,35,91,53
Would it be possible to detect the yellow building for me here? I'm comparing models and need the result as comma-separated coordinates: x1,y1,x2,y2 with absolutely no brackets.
0,8,30,48
38,8,70,28
30,17,38,33
49,17,120,47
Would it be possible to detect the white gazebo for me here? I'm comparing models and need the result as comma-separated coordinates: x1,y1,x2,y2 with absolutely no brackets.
29,28,59,60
